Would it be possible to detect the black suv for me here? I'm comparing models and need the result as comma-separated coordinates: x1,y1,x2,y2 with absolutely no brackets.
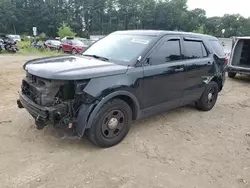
17,30,227,148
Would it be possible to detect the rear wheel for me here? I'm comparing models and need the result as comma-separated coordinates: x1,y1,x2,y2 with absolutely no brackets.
228,72,236,78
87,99,132,148
195,81,219,111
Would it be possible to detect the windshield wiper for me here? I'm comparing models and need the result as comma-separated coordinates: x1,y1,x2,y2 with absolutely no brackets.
83,54,109,62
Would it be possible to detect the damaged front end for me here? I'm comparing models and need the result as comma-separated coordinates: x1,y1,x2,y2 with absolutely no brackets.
17,72,97,138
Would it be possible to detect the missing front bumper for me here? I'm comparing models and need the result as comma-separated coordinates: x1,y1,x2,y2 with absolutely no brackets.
18,92,50,121
17,92,70,125
17,91,96,138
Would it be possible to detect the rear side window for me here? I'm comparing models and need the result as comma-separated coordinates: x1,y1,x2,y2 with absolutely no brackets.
210,40,225,56
183,40,207,59
151,39,181,65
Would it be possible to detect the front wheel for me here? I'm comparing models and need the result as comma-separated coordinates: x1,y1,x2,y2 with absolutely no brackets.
86,99,132,148
228,72,236,78
58,47,64,53
72,49,77,55
195,81,219,111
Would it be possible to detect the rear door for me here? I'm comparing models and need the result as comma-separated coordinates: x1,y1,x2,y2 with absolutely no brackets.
181,37,213,104
142,36,185,114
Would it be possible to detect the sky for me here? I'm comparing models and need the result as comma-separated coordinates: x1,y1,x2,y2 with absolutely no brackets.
187,0,250,18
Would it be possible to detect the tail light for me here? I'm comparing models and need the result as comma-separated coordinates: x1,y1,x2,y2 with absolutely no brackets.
225,57,229,63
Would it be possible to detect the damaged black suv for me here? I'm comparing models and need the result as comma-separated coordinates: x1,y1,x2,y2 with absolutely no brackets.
17,30,227,148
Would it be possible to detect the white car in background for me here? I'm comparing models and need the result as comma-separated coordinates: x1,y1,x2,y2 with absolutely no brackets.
7,34,21,42
44,39,61,49
44,39,61,50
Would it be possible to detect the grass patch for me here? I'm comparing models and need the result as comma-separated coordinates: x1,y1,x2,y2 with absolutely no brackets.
0,41,63,56
18,48,62,56
18,41,63,56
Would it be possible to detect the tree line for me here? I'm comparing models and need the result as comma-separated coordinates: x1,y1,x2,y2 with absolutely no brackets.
1,0,250,38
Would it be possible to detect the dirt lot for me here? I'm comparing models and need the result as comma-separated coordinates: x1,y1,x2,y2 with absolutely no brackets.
0,54,250,188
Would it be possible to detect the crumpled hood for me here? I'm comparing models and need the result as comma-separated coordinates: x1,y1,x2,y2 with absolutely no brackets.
24,55,128,80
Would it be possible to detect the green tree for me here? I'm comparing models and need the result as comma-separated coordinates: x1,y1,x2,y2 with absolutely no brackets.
57,22,76,38
0,0,17,33
2,0,250,38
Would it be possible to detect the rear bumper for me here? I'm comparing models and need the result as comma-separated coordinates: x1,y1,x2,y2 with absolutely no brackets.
227,65,250,75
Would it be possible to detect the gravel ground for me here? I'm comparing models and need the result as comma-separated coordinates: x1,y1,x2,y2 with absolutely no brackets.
0,55,249,188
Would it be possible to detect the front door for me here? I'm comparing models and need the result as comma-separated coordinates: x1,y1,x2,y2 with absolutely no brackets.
142,36,186,116
63,40,72,52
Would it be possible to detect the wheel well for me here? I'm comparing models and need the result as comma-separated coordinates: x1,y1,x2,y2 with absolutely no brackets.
114,95,138,120
211,76,222,91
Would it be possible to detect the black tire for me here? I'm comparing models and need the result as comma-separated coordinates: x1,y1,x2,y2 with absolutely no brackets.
87,99,132,148
195,81,219,111
228,72,236,78
72,48,77,55
58,47,64,53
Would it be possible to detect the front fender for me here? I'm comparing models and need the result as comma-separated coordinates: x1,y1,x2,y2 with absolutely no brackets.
83,67,143,98
74,90,141,137
86,90,141,128
75,103,96,137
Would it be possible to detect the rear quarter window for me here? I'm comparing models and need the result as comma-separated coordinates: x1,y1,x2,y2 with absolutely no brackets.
210,40,225,57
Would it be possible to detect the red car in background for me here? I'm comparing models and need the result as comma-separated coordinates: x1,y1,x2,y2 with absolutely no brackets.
59,38,87,54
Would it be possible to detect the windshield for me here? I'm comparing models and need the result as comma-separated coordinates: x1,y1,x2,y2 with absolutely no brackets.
14,35,20,39
51,40,61,45
72,40,84,45
82,34,155,63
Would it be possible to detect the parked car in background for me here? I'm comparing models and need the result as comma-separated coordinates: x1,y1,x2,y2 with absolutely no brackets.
59,39,87,54
75,37,88,43
61,36,74,41
7,34,21,42
227,36,250,78
44,39,61,50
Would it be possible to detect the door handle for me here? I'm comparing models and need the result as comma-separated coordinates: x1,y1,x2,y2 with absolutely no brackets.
174,68,184,72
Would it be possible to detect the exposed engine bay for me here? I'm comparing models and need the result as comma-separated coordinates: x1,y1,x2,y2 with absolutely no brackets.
18,72,96,133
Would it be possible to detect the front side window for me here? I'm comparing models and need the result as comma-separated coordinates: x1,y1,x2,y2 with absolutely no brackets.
82,34,155,64
183,40,206,59
67,40,72,44
151,39,181,65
